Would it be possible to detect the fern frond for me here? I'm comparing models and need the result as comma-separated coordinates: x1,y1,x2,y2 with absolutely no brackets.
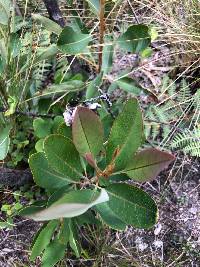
172,127,200,157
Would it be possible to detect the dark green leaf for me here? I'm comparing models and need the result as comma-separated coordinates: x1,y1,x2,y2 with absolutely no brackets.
57,123,72,139
41,238,66,267
33,118,52,139
30,220,59,261
95,202,126,230
76,210,100,225
44,135,83,182
47,186,72,207
106,183,158,229
116,77,142,95
69,219,81,257
52,116,64,133
29,152,70,189
106,98,143,171
117,24,151,53
57,26,92,55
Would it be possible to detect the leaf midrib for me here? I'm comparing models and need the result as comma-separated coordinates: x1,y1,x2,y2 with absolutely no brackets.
78,111,92,155
107,190,155,215
123,158,172,172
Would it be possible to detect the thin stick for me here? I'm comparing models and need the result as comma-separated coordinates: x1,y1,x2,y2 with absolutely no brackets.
98,0,106,72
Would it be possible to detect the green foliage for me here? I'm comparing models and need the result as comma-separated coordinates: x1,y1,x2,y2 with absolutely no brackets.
20,100,174,265
32,14,62,35
144,77,200,157
57,27,92,54
106,98,143,171
106,183,158,229
171,127,200,157
31,220,59,261
115,77,142,95
0,0,11,25
0,125,10,160
29,152,70,189
44,135,83,182
117,25,151,53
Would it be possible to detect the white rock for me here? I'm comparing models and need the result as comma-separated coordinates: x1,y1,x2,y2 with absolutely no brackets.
154,223,162,236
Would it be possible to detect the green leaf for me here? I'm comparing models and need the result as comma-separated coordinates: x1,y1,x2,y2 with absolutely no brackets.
69,220,81,257
116,77,142,95
72,106,104,159
4,95,18,116
122,148,175,182
24,189,109,221
34,45,58,64
52,116,64,133
41,238,66,267
40,80,85,96
117,24,151,53
95,202,126,230
30,220,59,261
57,26,92,55
19,205,45,217
29,152,70,189
106,183,158,229
106,98,143,171
0,221,14,229
102,42,114,74
47,186,72,207
140,47,152,58
0,126,10,160
86,73,103,99
58,218,70,245
44,135,83,182
32,14,62,35
76,210,100,225
85,0,100,15
33,118,52,139
57,123,72,139
0,0,11,25
35,139,44,152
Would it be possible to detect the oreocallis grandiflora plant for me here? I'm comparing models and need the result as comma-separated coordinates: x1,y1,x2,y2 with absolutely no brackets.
20,98,175,266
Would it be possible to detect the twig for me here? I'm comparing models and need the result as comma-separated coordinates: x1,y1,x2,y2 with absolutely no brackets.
43,0,65,27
